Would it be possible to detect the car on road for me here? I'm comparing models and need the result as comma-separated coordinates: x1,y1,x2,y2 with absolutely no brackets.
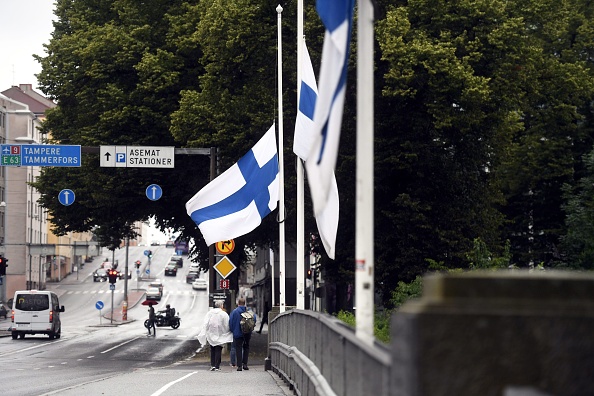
186,270,200,283
192,278,207,291
165,241,175,248
93,268,108,282
118,269,132,280
151,241,160,246
171,255,183,267
146,287,162,301
164,263,177,276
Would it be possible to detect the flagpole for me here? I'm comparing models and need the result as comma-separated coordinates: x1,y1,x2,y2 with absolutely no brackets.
356,0,375,345
296,0,305,310
277,4,286,313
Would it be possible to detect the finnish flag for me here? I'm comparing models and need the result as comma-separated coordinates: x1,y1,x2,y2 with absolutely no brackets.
294,40,339,260
305,0,354,216
186,125,279,246
293,42,318,161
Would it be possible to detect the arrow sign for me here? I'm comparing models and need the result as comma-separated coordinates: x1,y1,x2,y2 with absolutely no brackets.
216,240,235,255
58,189,75,206
146,184,163,201
96,301,104,310
104,152,111,161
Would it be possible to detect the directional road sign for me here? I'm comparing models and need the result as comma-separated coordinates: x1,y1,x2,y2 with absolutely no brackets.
1,144,81,167
100,145,175,168
146,184,163,201
110,284,115,291
95,301,104,310
58,189,75,206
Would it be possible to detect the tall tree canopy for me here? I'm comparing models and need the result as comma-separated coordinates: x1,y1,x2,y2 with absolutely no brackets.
33,0,594,308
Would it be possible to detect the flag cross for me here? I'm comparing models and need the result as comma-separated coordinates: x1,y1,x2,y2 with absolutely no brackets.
191,150,278,223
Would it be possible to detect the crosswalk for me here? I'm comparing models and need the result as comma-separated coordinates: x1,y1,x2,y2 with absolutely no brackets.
63,290,205,296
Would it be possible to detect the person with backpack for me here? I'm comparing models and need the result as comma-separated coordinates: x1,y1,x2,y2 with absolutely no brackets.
229,297,255,371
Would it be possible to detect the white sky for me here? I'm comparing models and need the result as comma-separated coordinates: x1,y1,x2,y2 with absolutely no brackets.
0,0,56,92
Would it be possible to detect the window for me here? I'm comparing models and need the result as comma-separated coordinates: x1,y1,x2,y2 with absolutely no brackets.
15,294,50,311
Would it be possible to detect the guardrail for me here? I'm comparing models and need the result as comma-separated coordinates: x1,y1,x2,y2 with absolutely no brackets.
269,309,391,396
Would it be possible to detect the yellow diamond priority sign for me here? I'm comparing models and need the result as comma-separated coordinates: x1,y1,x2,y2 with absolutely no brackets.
214,256,237,279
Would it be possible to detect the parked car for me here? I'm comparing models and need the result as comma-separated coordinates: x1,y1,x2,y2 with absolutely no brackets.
146,287,162,301
164,263,177,276
192,278,207,291
0,303,8,319
171,255,183,267
186,270,200,283
93,268,108,282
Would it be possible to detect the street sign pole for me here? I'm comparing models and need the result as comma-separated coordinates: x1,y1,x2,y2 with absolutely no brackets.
111,289,114,325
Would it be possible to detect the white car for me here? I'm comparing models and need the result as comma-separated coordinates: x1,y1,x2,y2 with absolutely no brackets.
146,287,162,300
192,278,207,291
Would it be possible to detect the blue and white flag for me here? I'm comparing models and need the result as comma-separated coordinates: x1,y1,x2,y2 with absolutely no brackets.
293,42,318,161
294,40,339,259
186,125,279,246
305,0,355,216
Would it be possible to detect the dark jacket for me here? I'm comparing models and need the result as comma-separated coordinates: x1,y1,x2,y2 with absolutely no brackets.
229,305,247,338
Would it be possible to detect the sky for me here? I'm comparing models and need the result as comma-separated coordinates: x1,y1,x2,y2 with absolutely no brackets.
0,0,56,92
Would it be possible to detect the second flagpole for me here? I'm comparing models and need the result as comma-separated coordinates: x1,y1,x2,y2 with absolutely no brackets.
277,4,286,313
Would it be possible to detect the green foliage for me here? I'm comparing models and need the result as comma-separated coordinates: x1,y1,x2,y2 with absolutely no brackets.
560,150,594,269
467,238,511,270
390,276,423,309
335,309,391,344
30,0,594,308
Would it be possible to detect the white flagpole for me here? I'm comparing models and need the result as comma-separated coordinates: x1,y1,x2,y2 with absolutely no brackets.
277,4,286,313
356,0,375,345
296,0,305,310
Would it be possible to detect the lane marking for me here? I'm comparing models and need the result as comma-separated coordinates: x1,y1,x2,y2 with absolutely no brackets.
100,336,141,354
151,371,198,396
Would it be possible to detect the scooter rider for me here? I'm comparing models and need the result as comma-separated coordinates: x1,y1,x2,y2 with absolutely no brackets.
159,304,175,325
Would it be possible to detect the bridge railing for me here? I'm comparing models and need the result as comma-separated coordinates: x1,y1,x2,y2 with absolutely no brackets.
269,309,391,396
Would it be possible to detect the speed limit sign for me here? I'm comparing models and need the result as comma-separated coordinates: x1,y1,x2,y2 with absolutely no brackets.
220,279,230,289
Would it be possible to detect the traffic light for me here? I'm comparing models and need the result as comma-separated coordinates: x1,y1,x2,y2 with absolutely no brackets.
107,268,118,284
307,269,312,279
135,260,141,269
148,250,153,259
0,256,6,276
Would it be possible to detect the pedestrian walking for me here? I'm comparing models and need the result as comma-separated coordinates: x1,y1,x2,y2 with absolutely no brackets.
229,297,255,371
147,305,156,336
257,302,270,334
198,300,233,371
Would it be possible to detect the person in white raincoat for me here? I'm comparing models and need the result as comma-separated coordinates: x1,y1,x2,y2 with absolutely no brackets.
198,300,233,371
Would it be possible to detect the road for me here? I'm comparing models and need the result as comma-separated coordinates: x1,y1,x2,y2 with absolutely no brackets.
0,245,269,396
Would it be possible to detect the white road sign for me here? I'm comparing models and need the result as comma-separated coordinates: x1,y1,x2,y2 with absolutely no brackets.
100,146,175,168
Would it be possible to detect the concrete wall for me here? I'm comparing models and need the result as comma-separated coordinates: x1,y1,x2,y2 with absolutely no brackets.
270,271,594,396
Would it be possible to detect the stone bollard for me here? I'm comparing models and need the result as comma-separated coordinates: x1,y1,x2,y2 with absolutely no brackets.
391,271,594,396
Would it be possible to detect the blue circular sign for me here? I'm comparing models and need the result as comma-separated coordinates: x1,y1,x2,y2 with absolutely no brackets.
95,301,104,310
146,184,163,201
145,269,150,274
58,189,75,206
110,284,115,290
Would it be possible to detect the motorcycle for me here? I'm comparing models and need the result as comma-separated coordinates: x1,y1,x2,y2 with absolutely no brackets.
144,312,181,329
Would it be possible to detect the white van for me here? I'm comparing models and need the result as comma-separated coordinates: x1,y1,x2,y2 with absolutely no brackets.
11,290,65,340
